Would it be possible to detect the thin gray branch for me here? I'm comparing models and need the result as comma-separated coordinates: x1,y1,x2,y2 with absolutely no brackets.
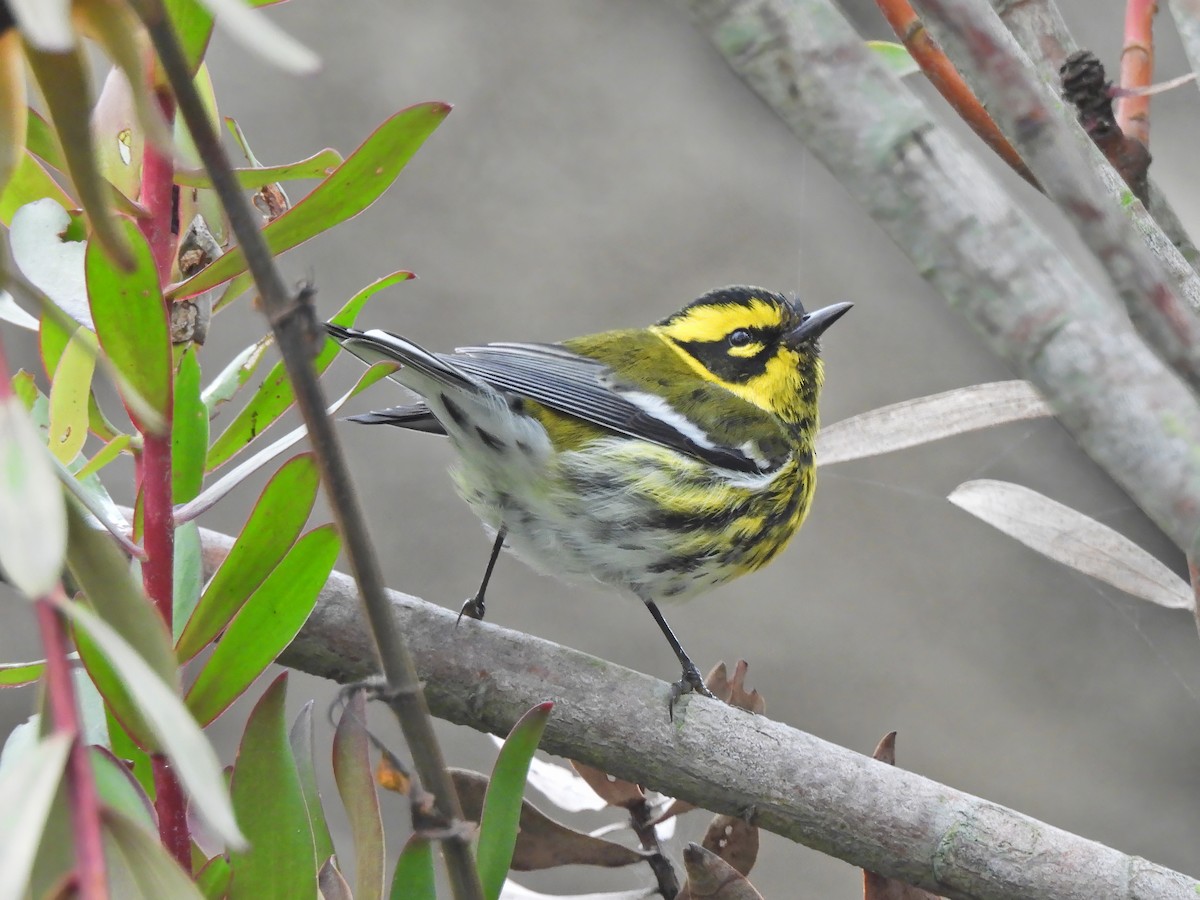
913,0,1200,394
673,0,1200,552
1166,1,1200,111
987,0,1200,273
193,525,1198,900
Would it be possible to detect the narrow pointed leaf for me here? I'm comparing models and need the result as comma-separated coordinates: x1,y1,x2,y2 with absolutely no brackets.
290,702,336,868
74,433,131,480
22,45,134,269
0,29,26,192
0,659,46,687
333,689,385,900
176,452,319,660
24,108,64,170
168,103,449,300
0,291,38,330
229,673,316,899
319,860,353,900
102,807,205,899
86,217,172,425
680,843,763,900
949,480,1192,609
0,732,70,900
186,524,339,725
816,381,1052,466
867,41,921,78
89,746,154,829
172,520,203,640
389,837,436,900
172,347,207,503
206,270,411,469
55,597,245,848
178,362,395,523
194,0,318,74
196,855,232,900
46,329,95,463
478,702,554,899
176,148,343,189
200,333,273,412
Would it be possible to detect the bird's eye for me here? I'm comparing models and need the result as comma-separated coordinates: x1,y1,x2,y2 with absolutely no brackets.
728,329,753,347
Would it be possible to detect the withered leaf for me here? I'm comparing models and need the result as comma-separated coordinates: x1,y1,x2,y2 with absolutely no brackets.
701,815,758,877
570,760,645,809
318,858,353,900
678,843,764,900
449,769,644,871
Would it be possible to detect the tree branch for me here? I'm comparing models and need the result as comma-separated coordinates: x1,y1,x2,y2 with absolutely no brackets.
1118,0,1157,147
909,0,1200,395
191,525,1199,900
671,0,1200,552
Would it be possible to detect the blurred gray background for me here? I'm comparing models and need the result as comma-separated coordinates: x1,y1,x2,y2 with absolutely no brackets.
11,0,1200,896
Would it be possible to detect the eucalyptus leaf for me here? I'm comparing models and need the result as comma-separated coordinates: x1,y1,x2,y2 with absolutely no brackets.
333,689,385,900
290,702,337,868
949,480,1192,610
0,732,71,900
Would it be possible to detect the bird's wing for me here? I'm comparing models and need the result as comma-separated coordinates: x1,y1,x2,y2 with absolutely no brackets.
449,342,771,474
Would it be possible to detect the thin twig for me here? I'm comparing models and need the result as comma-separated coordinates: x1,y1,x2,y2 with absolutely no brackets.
37,591,107,900
130,4,484,897
1118,0,1157,146
874,0,1038,187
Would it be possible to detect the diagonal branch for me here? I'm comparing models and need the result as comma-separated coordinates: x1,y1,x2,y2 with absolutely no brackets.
190,524,1200,900
671,0,1200,553
911,0,1200,395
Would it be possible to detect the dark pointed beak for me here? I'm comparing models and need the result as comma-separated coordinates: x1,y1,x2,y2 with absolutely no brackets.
785,302,853,347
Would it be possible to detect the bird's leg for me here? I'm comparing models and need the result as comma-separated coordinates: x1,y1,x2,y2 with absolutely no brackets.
458,526,506,625
644,600,714,718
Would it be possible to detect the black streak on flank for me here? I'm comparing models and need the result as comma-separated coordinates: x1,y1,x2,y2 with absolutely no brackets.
442,394,469,429
475,426,506,451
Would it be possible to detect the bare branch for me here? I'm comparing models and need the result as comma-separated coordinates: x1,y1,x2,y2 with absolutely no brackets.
191,523,1199,900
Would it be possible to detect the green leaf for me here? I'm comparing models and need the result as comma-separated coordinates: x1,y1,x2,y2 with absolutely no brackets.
0,732,71,900
172,520,203,642
867,40,921,79
389,837,436,900
195,855,232,900
85,217,172,427
175,452,320,661
46,329,95,464
163,0,216,75
21,47,135,269
89,746,154,829
172,347,208,503
0,659,46,687
168,103,449,300
289,702,336,868
102,807,204,899
74,433,132,480
0,395,66,597
24,108,65,172
186,524,339,725
201,333,273,413
105,705,153,799
0,150,74,225
206,270,411,469
55,598,246,849
333,689,385,900
176,148,343,189
477,702,554,900
228,673,317,900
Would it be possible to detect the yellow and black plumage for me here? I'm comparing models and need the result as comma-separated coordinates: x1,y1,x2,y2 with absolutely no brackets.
326,286,850,712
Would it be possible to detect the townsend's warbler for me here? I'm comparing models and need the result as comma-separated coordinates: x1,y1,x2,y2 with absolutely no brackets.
326,286,850,713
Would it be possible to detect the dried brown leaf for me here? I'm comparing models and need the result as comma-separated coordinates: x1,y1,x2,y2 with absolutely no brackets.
449,769,644,871
678,843,764,900
569,761,644,809
318,858,353,900
871,731,897,766
701,815,758,877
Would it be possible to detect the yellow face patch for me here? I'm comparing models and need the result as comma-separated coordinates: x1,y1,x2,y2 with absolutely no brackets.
657,298,784,344
726,341,765,359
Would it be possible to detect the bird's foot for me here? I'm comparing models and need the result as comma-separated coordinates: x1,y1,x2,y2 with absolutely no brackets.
668,661,715,720
456,596,486,626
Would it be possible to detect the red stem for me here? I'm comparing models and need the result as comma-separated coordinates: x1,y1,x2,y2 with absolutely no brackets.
1117,0,1157,146
137,90,179,279
37,594,108,899
137,85,189,871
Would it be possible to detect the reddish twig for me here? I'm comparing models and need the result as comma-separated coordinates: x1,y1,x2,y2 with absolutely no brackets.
37,592,107,900
135,81,189,873
874,0,1039,188
1118,0,1158,147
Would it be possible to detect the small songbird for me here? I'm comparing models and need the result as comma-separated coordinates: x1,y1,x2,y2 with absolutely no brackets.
326,286,850,714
